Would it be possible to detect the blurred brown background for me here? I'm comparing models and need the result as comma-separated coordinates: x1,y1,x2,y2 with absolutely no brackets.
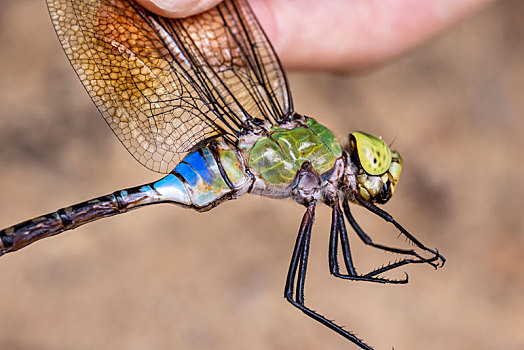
0,0,523,349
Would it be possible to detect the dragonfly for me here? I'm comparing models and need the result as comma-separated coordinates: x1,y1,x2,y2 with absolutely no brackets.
0,0,445,348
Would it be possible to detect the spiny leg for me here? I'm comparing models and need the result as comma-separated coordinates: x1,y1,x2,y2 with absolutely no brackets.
343,200,441,271
285,202,374,350
335,199,439,280
329,201,408,284
356,195,446,267
343,200,423,257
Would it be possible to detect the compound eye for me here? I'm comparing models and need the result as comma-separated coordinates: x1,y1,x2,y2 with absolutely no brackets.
350,132,392,175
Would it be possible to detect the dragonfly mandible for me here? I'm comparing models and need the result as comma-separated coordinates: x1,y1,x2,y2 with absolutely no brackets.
0,0,445,348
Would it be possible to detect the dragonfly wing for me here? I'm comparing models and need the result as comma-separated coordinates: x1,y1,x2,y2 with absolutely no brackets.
46,0,293,173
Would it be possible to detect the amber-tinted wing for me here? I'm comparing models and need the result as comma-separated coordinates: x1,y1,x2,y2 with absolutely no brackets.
46,0,293,173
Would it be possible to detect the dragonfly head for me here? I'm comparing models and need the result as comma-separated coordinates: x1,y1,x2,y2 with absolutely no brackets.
345,132,402,204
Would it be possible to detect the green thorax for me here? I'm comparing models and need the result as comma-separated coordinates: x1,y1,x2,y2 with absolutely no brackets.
248,117,342,185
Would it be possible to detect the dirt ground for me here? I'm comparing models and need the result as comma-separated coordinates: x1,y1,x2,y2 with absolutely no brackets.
0,1,523,349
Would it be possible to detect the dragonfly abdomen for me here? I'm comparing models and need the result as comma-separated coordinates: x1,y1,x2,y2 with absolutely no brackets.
0,143,251,256
0,188,155,255
157,145,251,210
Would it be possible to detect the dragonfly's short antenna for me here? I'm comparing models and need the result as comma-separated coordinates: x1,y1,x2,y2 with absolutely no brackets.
389,134,398,148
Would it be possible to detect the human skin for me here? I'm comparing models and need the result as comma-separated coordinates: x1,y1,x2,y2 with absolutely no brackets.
136,0,496,72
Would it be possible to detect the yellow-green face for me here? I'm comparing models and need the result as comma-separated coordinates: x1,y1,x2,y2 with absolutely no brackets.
351,132,391,175
349,132,402,204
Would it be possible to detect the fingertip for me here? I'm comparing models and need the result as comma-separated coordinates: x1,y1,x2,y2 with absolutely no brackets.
248,0,279,47
136,0,223,18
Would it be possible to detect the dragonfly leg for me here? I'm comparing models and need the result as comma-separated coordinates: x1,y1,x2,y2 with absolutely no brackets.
342,200,442,271
329,201,408,284
351,195,446,269
284,202,374,350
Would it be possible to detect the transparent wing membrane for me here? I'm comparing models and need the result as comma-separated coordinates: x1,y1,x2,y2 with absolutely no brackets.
47,0,293,173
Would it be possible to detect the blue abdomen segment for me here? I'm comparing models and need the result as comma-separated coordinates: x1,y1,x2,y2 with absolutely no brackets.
151,147,248,208
0,146,250,256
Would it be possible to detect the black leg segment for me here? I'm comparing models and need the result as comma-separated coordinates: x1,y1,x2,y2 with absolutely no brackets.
351,195,446,268
329,201,409,284
285,202,374,350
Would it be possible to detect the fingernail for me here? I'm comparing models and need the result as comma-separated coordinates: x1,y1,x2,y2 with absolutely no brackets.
140,0,222,18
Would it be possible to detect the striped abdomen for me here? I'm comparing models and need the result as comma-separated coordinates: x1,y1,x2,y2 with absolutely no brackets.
0,143,251,256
